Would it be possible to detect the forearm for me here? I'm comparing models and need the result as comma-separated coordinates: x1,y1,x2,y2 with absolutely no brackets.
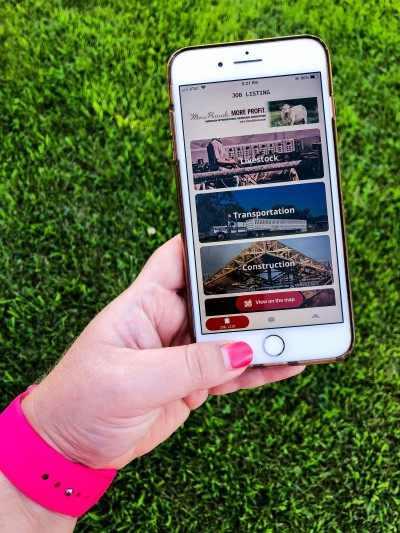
1,388,79,532
0,471,77,533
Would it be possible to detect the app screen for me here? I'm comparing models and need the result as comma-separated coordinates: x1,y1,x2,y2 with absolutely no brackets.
179,74,343,333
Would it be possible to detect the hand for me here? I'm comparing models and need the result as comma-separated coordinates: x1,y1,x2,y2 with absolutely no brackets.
22,235,304,470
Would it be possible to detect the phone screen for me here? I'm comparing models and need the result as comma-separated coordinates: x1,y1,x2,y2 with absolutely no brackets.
178,73,343,334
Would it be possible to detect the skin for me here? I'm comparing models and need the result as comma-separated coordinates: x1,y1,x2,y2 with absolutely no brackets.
0,236,305,532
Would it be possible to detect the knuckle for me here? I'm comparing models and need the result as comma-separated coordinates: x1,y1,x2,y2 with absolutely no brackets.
184,344,212,388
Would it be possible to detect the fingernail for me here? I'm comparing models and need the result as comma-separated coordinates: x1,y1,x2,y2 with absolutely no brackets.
221,342,253,371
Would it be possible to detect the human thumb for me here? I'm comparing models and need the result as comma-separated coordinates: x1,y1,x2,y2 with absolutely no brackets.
124,341,253,408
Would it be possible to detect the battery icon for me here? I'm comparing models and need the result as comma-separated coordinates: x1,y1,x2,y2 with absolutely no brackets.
310,74,317,79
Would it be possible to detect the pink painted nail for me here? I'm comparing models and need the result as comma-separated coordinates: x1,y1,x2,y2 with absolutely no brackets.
221,342,253,370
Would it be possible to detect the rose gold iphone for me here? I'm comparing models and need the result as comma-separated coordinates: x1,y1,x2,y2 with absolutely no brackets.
168,36,354,366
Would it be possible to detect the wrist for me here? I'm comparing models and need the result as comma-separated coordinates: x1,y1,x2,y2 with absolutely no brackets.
0,388,117,518
0,470,77,533
21,386,81,465
21,381,106,469
21,376,117,471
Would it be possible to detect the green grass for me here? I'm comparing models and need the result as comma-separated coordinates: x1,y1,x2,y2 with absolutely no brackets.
1,0,399,531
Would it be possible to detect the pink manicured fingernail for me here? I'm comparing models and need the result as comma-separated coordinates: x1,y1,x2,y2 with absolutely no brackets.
221,342,253,370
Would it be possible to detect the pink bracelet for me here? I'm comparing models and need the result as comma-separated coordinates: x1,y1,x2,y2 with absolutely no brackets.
0,388,117,517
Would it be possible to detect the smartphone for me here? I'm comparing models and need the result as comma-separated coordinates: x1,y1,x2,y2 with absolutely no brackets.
168,35,354,366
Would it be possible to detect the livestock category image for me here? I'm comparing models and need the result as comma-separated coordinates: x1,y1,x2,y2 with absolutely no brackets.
191,129,323,190
201,236,333,295
268,98,319,127
196,182,328,242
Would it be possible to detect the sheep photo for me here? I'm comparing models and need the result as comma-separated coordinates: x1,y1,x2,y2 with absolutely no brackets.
268,97,319,127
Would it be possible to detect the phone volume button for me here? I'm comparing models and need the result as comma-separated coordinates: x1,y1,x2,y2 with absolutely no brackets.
170,139,177,161
169,111,175,135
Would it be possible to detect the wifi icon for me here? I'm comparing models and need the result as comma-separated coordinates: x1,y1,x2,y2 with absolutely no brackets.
201,85,206,89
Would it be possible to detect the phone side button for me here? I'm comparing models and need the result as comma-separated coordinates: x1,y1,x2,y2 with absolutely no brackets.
263,335,285,356
170,140,177,160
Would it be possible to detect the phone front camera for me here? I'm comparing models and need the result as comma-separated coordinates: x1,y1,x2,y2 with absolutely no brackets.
245,51,249,55
218,62,223,67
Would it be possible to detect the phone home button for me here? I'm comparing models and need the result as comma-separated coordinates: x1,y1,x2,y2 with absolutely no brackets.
263,335,285,356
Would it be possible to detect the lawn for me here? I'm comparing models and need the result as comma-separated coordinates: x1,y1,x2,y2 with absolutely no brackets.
0,0,399,531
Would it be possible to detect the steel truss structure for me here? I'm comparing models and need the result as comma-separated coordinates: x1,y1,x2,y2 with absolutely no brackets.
204,240,333,294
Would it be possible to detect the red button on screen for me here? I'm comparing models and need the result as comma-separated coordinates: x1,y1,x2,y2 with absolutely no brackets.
236,291,303,312
206,316,249,331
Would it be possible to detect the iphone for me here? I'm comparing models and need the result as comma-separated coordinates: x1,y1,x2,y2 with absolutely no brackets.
168,36,354,366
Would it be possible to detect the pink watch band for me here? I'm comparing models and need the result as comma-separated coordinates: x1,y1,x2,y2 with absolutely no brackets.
0,389,117,517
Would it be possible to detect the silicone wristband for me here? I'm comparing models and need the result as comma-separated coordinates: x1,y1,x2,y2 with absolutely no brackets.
0,389,117,517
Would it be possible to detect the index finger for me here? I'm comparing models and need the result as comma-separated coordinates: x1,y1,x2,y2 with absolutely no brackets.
135,234,186,292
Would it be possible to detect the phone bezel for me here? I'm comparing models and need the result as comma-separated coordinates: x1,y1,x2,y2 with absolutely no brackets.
168,36,354,366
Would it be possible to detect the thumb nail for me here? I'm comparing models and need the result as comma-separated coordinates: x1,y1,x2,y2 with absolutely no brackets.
221,342,253,371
